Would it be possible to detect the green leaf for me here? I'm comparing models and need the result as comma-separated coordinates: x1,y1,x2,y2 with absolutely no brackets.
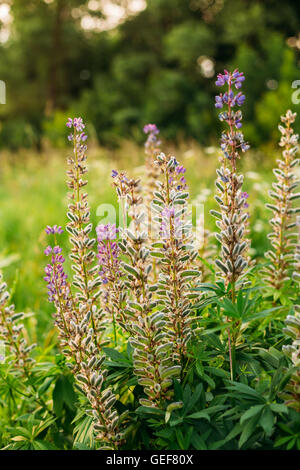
240,404,264,424
274,436,293,447
239,414,260,448
269,403,288,414
186,410,210,421
259,406,274,435
287,437,296,450
53,375,76,416
103,347,130,364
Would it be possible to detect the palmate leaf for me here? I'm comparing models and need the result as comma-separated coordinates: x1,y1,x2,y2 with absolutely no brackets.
103,347,131,365
72,409,95,449
242,305,283,323
52,374,76,416
226,382,265,404
218,297,240,319
240,404,264,424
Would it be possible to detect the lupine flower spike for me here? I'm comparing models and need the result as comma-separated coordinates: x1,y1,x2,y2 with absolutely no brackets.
42,123,130,449
66,118,106,344
112,172,179,408
263,110,300,289
152,152,200,373
211,69,250,380
212,69,250,293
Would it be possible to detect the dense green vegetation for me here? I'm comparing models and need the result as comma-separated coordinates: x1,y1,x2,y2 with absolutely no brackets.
0,142,274,339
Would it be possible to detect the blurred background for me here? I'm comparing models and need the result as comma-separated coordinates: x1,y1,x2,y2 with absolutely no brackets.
1,0,300,148
0,0,299,339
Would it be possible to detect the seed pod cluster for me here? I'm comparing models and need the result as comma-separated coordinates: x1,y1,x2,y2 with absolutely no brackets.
263,110,300,289
0,272,35,371
212,165,249,285
151,152,200,365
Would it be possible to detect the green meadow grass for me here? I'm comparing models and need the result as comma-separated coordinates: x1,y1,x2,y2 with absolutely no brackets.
0,141,279,343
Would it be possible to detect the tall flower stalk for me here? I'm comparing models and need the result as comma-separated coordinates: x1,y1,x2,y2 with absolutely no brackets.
66,118,105,344
43,120,128,449
211,69,250,379
151,152,199,375
142,124,162,282
112,171,179,408
263,110,300,289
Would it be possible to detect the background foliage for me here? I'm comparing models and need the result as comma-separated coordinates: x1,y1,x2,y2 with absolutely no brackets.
0,0,300,149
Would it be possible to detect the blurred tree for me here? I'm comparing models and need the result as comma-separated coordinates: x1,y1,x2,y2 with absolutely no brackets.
0,0,299,149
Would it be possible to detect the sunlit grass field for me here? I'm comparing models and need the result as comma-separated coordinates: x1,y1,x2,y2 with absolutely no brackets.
0,140,280,343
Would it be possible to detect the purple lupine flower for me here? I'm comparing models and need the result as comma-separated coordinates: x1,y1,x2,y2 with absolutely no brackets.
162,207,175,218
160,206,186,239
96,224,120,284
215,69,249,155
73,117,85,132
44,246,52,256
235,93,245,107
241,142,250,152
80,132,88,142
241,192,249,208
111,169,118,178
66,117,85,136
45,225,64,235
96,223,119,241
215,95,223,108
232,70,245,89
143,123,161,156
44,245,68,303
215,70,229,86
160,207,175,238
175,165,186,175
143,123,160,135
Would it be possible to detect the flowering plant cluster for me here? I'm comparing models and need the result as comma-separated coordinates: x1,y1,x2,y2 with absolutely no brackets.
1,69,300,451
40,81,300,448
